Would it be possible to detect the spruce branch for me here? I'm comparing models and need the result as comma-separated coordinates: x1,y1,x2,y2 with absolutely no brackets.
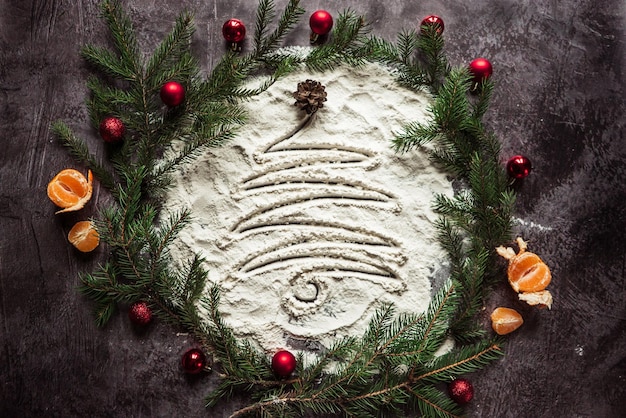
397,30,420,64
177,253,208,303
81,45,135,80
432,69,472,135
305,11,370,72
55,1,518,416
365,25,448,94
383,280,459,361
145,11,196,85
392,120,440,153
392,70,474,155
253,0,275,51
86,76,135,127
417,24,449,91
362,303,396,347
51,121,117,192
471,79,495,120
154,125,238,180
434,217,466,269
406,384,462,418
100,0,141,77
148,208,192,261
416,340,503,383
199,285,272,383
411,280,460,358
253,0,305,58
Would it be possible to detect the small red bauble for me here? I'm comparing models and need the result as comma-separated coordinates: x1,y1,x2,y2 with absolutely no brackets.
181,348,207,374
448,377,474,405
469,57,493,83
128,301,152,326
222,18,246,44
506,155,532,179
271,350,297,378
309,10,334,36
420,15,445,34
99,116,125,143
160,81,185,107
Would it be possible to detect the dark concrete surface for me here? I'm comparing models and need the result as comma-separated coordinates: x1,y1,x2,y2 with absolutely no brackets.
0,0,624,417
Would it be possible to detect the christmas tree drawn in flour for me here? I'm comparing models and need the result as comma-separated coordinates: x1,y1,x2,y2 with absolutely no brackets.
229,112,407,315
169,64,453,349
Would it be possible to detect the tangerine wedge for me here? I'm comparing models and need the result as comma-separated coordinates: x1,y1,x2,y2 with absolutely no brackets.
68,220,100,252
496,237,552,293
47,169,93,214
490,307,524,335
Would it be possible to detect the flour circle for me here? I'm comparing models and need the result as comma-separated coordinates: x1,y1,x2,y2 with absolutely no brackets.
166,62,454,352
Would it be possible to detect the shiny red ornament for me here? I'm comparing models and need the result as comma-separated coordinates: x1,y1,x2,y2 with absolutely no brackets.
271,350,297,378
448,377,474,405
99,116,125,143
160,81,185,107
420,15,445,34
128,301,152,326
222,18,246,44
181,348,207,374
469,57,493,83
506,155,532,179
309,10,334,36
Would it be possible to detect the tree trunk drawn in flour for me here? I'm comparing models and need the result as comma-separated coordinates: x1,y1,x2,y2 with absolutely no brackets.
168,64,453,350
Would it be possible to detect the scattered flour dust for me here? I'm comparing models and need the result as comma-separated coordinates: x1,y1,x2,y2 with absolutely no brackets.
165,62,454,353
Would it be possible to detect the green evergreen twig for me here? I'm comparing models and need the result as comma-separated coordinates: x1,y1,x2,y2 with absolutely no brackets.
53,1,516,416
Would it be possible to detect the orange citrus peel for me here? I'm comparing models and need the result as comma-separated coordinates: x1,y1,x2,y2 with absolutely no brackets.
518,290,553,308
47,169,93,214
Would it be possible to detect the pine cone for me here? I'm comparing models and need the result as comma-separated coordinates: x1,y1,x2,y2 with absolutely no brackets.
293,80,327,114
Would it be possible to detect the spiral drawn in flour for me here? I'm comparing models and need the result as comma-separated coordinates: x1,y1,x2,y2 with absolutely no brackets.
224,117,409,316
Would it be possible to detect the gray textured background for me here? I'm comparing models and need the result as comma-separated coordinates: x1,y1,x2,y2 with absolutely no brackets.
0,0,624,417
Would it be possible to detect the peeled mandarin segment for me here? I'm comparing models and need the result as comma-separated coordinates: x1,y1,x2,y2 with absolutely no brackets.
47,169,93,214
68,220,100,252
58,172,88,196
48,183,81,206
507,251,552,293
490,307,524,335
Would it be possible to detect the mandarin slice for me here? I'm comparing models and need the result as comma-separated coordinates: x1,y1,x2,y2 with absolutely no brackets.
490,307,524,335
507,251,552,293
496,237,552,293
47,169,93,214
68,220,100,252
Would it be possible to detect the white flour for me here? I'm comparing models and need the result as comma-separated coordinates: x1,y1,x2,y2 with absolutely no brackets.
166,62,454,352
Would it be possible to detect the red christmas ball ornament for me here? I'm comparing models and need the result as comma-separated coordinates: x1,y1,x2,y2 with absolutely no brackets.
222,18,246,44
506,155,532,179
448,377,474,405
181,348,207,374
128,301,153,326
160,81,185,107
420,15,445,34
469,57,493,83
99,116,125,143
271,350,297,378
309,10,333,43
